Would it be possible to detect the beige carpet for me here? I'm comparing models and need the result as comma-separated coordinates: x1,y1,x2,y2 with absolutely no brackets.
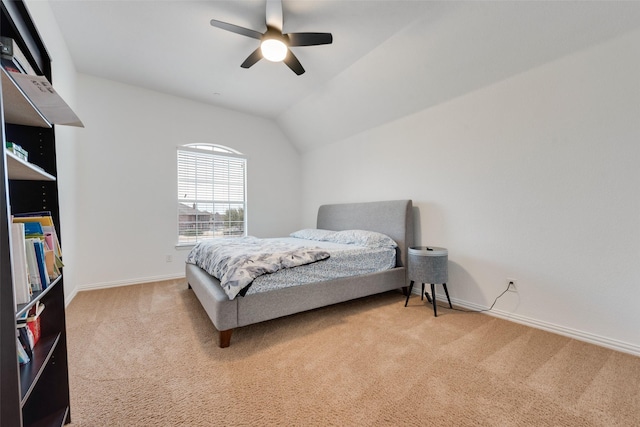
65,279,640,426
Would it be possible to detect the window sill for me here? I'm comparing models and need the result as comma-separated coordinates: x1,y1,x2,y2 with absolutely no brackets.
175,244,195,250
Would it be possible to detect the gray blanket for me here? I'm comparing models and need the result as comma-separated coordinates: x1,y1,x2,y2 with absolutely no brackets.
186,237,330,300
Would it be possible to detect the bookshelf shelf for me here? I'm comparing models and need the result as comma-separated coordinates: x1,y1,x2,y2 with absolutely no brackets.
1,1,77,426
0,67,51,128
25,408,69,427
19,332,60,404
6,150,56,181
16,276,62,318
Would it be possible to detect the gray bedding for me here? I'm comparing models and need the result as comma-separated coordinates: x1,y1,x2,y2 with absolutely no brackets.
246,238,397,295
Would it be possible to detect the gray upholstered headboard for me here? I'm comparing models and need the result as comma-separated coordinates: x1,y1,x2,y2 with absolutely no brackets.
316,200,414,268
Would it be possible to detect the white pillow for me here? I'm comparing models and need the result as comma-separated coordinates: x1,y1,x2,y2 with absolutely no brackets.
323,229,397,248
289,228,335,241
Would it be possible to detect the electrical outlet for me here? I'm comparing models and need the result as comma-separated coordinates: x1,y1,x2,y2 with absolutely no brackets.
166,255,173,263
507,278,517,292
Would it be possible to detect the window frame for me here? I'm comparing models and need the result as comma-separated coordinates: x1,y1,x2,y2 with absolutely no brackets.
176,143,247,246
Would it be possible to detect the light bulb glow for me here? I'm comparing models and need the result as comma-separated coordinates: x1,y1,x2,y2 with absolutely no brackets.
261,39,288,62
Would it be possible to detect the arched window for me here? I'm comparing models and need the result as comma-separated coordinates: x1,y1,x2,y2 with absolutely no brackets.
177,143,246,245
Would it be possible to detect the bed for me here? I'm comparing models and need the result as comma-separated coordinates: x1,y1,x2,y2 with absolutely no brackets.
186,199,414,347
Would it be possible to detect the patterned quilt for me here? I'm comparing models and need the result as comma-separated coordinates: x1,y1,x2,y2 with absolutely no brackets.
186,237,330,300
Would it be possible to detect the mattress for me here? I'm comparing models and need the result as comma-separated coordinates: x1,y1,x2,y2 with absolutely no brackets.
244,237,397,295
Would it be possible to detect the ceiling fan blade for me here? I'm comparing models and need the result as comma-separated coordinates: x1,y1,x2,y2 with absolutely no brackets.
241,48,263,69
210,19,263,40
265,0,284,32
283,50,305,75
287,32,333,47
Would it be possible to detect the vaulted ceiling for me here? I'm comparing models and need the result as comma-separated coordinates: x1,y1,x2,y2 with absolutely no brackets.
48,0,640,152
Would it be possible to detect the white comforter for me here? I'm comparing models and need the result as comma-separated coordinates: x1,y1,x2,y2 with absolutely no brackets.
186,237,330,300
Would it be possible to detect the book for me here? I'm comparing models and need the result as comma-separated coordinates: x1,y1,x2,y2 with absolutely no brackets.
24,238,42,292
44,232,54,251
0,36,36,75
14,214,64,281
31,238,50,289
23,221,44,238
1,56,23,73
13,215,55,227
17,302,44,345
4,71,84,127
5,141,28,161
17,323,33,360
42,226,62,260
13,214,62,258
16,337,30,365
10,223,31,306
12,210,52,218
44,249,60,280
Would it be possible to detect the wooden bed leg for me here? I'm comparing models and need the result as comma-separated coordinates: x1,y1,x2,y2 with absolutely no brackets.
219,329,233,348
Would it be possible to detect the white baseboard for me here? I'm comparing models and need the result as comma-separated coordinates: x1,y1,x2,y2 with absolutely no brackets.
486,305,640,357
65,288,78,307
411,287,640,357
65,273,186,307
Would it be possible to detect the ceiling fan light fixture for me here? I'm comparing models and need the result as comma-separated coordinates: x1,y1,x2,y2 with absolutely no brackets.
261,38,288,62
210,0,332,74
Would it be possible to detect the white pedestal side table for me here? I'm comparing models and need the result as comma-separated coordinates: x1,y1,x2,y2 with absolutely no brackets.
404,246,451,317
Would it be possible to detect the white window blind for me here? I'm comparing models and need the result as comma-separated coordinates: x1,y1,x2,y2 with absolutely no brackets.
177,144,246,245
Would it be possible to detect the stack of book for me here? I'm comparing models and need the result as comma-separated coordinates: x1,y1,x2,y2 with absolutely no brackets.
6,141,28,161
10,212,63,307
1,36,36,75
16,326,32,365
16,302,43,365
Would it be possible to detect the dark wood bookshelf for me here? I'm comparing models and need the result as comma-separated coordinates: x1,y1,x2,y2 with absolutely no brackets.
1,1,79,426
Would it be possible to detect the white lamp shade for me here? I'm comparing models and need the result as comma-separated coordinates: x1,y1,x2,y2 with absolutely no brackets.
261,39,288,62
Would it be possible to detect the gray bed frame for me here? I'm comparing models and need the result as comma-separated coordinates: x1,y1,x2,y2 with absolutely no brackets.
186,199,414,347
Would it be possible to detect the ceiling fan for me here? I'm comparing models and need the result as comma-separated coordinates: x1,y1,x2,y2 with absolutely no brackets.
210,0,333,75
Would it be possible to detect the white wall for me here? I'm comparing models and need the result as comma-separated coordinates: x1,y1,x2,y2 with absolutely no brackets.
25,1,302,296
25,1,640,354
300,29,640,354
73,74,301,290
